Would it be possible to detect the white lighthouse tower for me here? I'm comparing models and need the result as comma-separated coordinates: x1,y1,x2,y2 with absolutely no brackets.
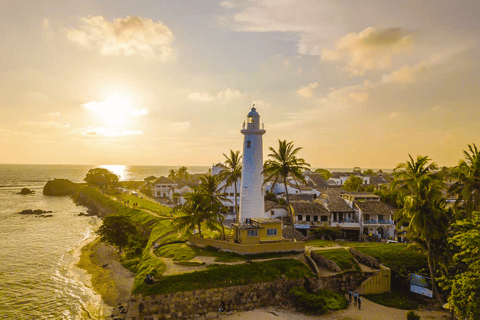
238,106,266,224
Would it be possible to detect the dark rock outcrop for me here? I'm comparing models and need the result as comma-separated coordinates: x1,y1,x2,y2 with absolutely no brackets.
18,209,53,217
18,188,35,195
310,250,342,272
43,179,78,196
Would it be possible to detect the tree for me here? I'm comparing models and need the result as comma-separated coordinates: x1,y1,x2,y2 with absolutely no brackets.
96,214,139,253
441,212,480,319
168,169,177,181
393,155,448,304
262,140,310,226
198,174,230,240
84,168,119,189
343,175,363,192
220,150,242,221
314,168,331,180
449,144,480,217
174,188,221,237
363,169,375,175
177,166,189,181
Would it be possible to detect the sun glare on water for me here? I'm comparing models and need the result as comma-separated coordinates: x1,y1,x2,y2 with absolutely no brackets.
99,165,128,180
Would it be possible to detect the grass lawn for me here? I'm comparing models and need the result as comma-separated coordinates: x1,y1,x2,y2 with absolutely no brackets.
290,286,348,314
314,249,360,271
364,290,420,310
138,259,314,295
354,244,427,271
118,194,172,216
305,239,341,247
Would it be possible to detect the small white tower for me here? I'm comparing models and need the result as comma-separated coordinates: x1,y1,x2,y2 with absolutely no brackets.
239,106,266,224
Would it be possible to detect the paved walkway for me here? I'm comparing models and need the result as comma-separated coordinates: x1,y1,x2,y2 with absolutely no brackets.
220,298,450,320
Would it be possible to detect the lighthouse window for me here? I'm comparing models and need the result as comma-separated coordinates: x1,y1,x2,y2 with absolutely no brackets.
246,141,251,148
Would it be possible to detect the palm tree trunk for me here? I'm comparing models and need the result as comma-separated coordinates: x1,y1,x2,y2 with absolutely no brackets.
427,239,444,305
197,221,202,237
218,212,226,240
284,176,293,226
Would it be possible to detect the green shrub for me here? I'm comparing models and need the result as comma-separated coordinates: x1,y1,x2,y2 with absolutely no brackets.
406,310,421,320
315,249,360,271
365,290,419,310
289,286,348,314
314,226,342,240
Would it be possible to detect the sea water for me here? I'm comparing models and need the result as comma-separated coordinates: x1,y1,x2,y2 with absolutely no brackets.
0,164,208,319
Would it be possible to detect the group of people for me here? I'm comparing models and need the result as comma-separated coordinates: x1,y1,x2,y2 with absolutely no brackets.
145,274,155,285
348,290,362,310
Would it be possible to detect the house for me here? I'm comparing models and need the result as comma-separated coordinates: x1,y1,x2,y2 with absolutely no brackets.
150,176,176,198
264,200,288,220
291,200,330,232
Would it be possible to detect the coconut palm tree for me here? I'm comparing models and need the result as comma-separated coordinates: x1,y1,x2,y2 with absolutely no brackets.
220,150,242,221
393,155,448,304
198,174,230,240
173,188,220,237
177,166,189,181
262,139,310,226
343,175,364,192
449,143,480,217
168,169,177,181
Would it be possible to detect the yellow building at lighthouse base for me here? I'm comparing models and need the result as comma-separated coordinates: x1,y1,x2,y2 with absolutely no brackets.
188,218,305,255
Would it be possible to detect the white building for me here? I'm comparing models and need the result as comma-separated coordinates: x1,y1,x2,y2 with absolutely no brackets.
238,106,268,223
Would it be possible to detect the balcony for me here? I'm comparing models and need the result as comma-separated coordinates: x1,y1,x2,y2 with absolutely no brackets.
363,219,394,225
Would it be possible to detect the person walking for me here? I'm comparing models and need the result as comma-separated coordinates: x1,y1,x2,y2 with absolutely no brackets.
348,290,353,304
358,296,362,310
354,293,358,306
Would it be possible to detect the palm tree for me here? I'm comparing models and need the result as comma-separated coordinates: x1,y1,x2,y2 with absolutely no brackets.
343,175,364,192
173,188,220,237
168,169,177,181
262,139,310,226
198,174,230,240
393,155,448,303
220,150,242,222
177,166,189,181
449,144,480,217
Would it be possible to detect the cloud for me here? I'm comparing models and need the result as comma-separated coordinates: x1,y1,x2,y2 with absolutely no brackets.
296,82,318,98
82,127,143,137
381,65,418,84
348,92,369,102
67,16,174,58
23,121,71,129
187,88,242,102
172,121,191,131
389,111,399,118
43,111,62,117
321,27,414,76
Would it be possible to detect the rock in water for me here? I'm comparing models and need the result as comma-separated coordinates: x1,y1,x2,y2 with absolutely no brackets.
18,188,34,195
43,179,78,196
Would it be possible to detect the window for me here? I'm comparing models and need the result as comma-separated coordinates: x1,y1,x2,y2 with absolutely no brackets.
365,214,370,221
321,216,328,222
313,216,318,222
267,228,277,236
297,215,303,221
378,215,384,222
306,215,311,222
247,230,258,237
246,141,251,148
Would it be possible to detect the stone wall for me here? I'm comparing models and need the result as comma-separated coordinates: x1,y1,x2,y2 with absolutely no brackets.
349,248,380,269
125,273,365,320
310,251,342,272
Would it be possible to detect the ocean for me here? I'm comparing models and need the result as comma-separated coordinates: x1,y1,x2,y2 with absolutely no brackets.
0,164,209,320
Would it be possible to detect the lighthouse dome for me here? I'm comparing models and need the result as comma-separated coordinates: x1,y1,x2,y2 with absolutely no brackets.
247,107,259,117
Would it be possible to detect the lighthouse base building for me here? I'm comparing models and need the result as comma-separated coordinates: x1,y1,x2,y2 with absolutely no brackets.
189,106,305,255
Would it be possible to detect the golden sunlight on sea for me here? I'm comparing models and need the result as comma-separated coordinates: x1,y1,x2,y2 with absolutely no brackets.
99,164,127,180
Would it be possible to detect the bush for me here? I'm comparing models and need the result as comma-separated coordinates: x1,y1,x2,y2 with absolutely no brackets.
406,310,421,320
315,226,342,240
289,286,348,314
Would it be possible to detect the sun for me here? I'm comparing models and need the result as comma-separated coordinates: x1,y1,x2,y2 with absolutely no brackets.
82,93,147,127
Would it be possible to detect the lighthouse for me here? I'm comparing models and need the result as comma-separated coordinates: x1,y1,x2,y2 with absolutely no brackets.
238,106,266,224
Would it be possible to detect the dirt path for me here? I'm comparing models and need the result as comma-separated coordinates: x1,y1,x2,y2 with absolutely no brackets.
220,298,450,320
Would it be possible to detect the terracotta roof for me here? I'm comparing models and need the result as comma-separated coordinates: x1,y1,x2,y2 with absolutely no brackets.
152,176,175,184
355,201,393,216
315,188,354,213
290,201,330,216
265,200,286,211
305,173,329,188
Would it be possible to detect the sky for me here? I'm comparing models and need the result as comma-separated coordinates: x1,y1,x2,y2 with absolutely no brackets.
1,0,479,169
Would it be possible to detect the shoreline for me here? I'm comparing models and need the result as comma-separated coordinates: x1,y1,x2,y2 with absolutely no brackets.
75,235,135,319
